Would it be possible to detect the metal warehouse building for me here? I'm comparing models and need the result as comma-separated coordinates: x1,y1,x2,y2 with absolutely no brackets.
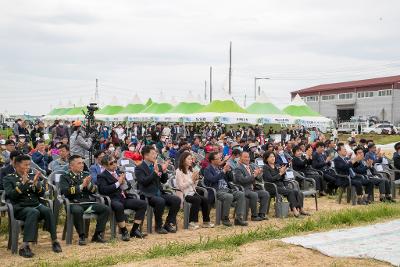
291,75,400,124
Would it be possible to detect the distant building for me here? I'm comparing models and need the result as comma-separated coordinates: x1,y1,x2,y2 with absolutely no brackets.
291,75,400,124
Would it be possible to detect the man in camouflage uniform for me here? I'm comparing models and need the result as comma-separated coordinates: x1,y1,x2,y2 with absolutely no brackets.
59,155,109,245
3,154,62,258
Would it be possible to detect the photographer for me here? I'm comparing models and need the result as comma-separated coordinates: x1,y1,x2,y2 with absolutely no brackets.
69,121,94,168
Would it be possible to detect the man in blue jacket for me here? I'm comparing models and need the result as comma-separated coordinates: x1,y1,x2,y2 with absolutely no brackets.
31,140,52,172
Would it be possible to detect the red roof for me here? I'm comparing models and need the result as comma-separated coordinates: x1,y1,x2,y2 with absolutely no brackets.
292,75,400,94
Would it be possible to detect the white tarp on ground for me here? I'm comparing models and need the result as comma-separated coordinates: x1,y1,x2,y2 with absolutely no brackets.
282,219,400,266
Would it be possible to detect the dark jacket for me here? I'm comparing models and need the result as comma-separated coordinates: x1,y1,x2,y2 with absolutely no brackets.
59,171,97,202
292,156,311,172
97,170,132,201
352,160,376,176
3,172,46,212
32,151,52,171
262,164,285,188
393,152,400,170
203,164,230,191
393,152,400,180
134,162,168,197
233,163,255,191
333,156,352,176
0,164,15,190
312,152,329,170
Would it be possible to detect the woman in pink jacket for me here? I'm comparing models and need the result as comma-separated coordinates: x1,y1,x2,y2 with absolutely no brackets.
175,151,214,230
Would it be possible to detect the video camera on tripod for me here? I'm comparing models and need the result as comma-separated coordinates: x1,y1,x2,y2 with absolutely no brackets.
82,103,99,165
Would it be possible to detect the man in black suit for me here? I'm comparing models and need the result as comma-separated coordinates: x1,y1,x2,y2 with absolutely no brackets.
352,146,394,202
393,142,400,180
97,154,147,241
291,145,325,195
334,143,367,205
312,142,337,193
0,150,22,190
135,146,181,234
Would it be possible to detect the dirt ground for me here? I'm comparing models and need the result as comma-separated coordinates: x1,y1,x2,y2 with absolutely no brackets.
0,196,395,267
117,240,390,267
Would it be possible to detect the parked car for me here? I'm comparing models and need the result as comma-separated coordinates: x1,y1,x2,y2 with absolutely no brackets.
362,123,398,135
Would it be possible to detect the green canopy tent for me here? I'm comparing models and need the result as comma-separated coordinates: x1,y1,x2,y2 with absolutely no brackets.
168,102,204,114
62,106,88,120
283,94,320,117
245,92,293,125
113,94,145,121
283,94,333,129
43,107,72,120
95,96,125,121
185,99,252,124
141,102,174,114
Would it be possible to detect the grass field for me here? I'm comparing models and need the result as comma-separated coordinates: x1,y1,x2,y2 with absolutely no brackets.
337,133,400,145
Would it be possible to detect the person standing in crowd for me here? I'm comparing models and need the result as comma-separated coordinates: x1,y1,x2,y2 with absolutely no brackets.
176,152,214,230
332,127,338,143
69,120,93,165
52,120,69,142
16,134,30,154
135,146,181,234
97,154,147,240
129,122,142,141
3,155,62,257
204,152,248,227
30,121,45,148
234,151,270,221
59,155,110,245
13,119,24,137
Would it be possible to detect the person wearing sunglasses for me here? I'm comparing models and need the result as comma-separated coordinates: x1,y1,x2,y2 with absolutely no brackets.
97,154,147,241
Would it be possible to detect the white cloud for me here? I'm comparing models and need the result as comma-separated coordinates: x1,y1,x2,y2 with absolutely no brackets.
0,0,399,114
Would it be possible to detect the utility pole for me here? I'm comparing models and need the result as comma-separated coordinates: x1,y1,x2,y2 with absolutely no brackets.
204,80,207,101
94,78,99,103
210,66,213,103
244,94,247,107
228,41,232,95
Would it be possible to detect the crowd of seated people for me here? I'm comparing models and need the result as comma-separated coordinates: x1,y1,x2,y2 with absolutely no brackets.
0,119,398,257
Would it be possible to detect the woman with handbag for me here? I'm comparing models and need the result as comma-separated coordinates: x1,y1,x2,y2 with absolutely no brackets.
262,151,309,217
